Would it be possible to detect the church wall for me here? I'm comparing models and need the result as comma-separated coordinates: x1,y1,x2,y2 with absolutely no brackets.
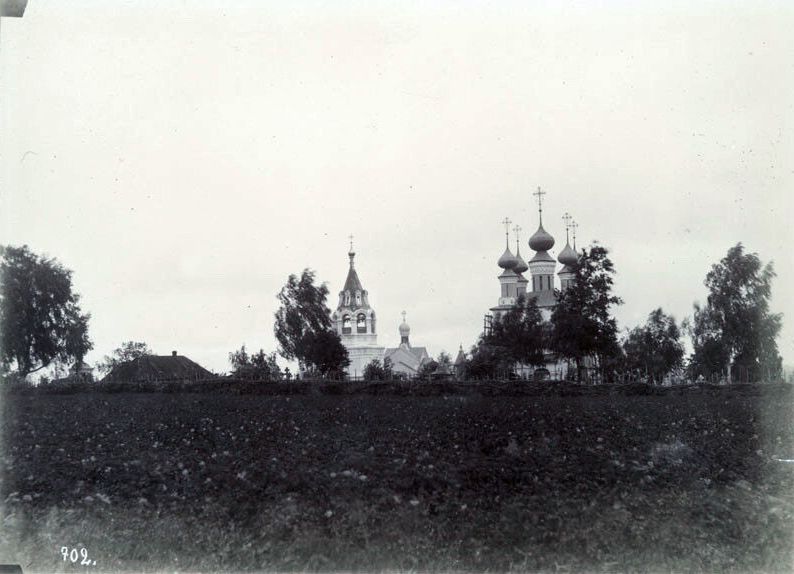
345,346,386,379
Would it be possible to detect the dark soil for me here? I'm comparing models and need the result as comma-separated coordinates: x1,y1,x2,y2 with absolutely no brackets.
1,385,793,572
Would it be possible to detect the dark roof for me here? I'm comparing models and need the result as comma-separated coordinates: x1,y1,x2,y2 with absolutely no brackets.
529,250,555,263
101,354,214,382
342,266,364,292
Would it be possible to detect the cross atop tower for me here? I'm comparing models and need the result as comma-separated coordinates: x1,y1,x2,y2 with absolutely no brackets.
347,234,356,267
533,186,546,225
571,220,579,250
562,212,572,243
401,310,407,323
501,217,512,248
513,224,522,250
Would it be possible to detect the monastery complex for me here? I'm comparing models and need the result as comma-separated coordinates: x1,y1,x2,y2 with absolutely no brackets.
332,188,583,380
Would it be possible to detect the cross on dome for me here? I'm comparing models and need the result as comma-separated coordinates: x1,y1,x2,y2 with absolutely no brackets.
347,234,356,267
571,220,579,250
533,186,546,225
501,217,512,248
512,224,529,274
497,218,518,270
562,212,572,243
528,186,555,253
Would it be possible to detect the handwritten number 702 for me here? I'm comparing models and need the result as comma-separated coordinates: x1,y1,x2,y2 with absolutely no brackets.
60,546,96,566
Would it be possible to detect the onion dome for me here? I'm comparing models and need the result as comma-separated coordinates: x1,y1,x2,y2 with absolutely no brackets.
528,225,555,252
497,247,518,270
399,320,410,338
513,247,529,274
557,242,578,266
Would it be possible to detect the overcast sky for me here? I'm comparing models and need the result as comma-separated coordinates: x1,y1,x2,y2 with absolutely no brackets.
2,1,792,374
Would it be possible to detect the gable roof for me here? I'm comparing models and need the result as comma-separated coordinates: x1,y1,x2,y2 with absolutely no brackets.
383,346,430,374
385,345,429,363
101,354,214,382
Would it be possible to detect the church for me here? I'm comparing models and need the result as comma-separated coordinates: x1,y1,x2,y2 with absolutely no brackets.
331,241,430,379
383,312,431,377
331,185,587,381
485,187,581,380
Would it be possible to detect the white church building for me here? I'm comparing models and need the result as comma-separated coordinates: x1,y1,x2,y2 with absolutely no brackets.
332,242,430,379
486,187,582,380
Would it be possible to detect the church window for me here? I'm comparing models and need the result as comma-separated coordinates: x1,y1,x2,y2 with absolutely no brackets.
356,313,366,333
342,315,352,334
344,292,350,306
356,291,362,305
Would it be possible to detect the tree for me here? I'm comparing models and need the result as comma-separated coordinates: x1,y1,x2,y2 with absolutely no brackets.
436,351,452,372
549,243,622,382
466,296,547,380
622,308,684,384
228,344,281,381
491,296,546,367
273,269,349,376
684,303,731,382
0,245,93,377
96,341,152,375
299,330,349,378
416,351,454,379
363,357,393,381
688,244,782,382
465,343,506,379
417,358,439,379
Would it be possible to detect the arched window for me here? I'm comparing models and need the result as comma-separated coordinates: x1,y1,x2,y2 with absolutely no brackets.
356,313,367,333
342,315,352,334
344,292,350,306
355,291,362,305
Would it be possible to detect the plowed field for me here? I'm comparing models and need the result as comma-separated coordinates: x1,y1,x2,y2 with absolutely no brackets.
2,386,793,572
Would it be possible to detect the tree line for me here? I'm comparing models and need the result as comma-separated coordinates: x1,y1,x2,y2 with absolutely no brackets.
467,243,782,384
0,241,784,384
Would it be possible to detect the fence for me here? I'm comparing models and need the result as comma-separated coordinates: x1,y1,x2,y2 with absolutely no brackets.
4,365,788,395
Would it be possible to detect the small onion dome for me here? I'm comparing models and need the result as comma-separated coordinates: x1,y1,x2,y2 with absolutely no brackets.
530,250,555,263
513,248,529,274
557,242,578,266
399,320,410,337
497,247,518,270
528,225,555,252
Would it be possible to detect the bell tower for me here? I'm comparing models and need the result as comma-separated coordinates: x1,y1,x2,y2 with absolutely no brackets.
331,236,384,378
